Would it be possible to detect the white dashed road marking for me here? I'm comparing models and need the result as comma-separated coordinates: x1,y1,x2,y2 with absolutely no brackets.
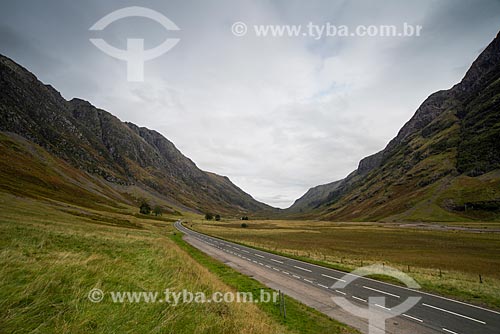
293,265,312,272
363,286,400,299
442,328,459,334
402,314,423,323
374,304,391,311
352,295,367,303
321,274,346,282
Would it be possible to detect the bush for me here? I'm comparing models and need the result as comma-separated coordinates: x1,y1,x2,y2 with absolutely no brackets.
153,206,162,216
241,223,248,228
205,213,213,220
139,200,151,215
215,214,221,221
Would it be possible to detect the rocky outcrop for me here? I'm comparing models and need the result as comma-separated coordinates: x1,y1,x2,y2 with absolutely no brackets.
287,180,343,213
357,151,383,175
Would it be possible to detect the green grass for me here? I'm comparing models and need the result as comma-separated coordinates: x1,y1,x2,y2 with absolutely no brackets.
0,193,295,333
170,232,357,334
0,192,360,333
191,219,500,310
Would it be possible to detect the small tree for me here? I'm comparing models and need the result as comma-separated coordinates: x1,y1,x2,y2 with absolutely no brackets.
139,200,151,215
205,213,213,220
153,205,163,216
215,214,221,221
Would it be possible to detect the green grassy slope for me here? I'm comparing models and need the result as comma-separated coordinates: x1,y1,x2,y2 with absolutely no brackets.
0,131,185,214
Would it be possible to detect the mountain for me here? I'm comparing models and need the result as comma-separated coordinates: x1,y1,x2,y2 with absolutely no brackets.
0,54,273,215
286,180,343,214
287,31,500,222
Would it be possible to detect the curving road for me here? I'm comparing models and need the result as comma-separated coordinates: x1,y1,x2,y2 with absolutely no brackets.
175,221,500,334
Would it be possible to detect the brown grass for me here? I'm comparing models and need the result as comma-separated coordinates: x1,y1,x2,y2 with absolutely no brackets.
191,219,500,309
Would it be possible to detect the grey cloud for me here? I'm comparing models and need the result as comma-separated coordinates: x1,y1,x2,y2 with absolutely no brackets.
0,0,499,208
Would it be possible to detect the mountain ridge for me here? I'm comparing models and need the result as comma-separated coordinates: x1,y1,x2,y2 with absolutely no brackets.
287,31,500,221
0,53,273,215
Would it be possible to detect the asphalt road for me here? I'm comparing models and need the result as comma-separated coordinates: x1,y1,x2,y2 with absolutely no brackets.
175,221,500,334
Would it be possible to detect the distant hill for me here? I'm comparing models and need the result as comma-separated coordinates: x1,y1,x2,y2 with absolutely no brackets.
0,54,274,215
286,31,500,222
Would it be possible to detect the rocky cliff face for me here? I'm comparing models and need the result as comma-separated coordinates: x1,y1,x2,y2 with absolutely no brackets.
287,31,500,221
0,54,273,214
357,151,383,176
287,180,343,214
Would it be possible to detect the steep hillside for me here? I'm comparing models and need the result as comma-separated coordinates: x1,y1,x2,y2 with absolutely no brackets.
286,180,343,214
0,54,273,215
288,31,500,222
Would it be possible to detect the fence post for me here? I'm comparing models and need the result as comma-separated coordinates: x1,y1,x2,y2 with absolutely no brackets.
278,290,282,316
282,292,287,319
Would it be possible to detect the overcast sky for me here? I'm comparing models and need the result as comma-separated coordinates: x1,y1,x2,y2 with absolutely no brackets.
1,1,499,208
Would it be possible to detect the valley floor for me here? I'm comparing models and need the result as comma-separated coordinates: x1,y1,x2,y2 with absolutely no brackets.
190,219,500,310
